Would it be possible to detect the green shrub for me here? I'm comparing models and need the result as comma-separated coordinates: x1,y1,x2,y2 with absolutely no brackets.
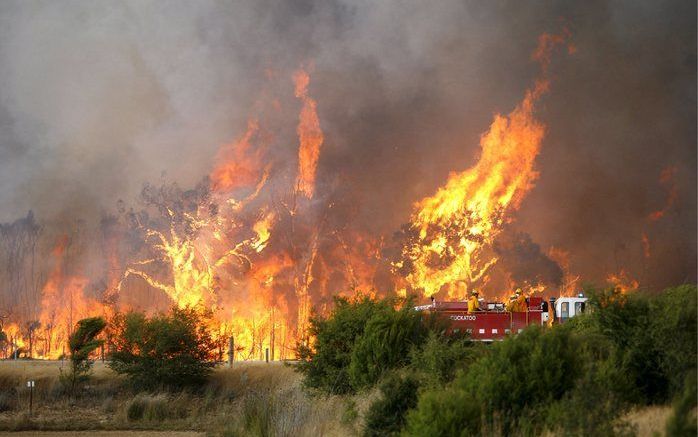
109,307,217,390
404,384,481,437
60,316,106,394
296,295,390,394
363,373,420,436
409,331,479,387
349,305,427,389
665,373,697,437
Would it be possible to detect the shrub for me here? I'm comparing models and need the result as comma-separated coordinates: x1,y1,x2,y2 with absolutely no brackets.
126,393,189,422
348,305,427,389
60,316,106,394
296,295,390,394
108,307,217,390
409,331,479,387
665,373,697,437
404,384,481,437
363,373,420,436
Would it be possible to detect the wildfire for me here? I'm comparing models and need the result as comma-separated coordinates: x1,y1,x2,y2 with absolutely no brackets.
398,30,572,299
1,31,593,362
294,67,324,198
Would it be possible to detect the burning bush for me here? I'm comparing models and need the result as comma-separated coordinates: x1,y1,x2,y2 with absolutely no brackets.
108,307,217,390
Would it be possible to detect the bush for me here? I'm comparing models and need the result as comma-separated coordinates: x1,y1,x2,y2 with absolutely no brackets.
126,393,189,422
108,307,217,390
349,305,427,389
296,295,390,394
363,373,420,436
665,373,697,437
409,331,479,387
580,285,697,404
404,384,481,437
60,316,106,394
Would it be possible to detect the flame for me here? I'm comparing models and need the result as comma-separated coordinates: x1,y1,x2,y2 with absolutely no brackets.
606,269,639,294
210,120,265,193
294,67,324,198
399,33,572,299
648,165,678,222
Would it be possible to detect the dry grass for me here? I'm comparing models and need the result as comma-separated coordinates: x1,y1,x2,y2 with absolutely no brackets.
0,360,359,436
622,405,673,437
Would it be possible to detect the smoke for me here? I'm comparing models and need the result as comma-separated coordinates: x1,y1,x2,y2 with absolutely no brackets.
494,231,564,289
0,0,695,292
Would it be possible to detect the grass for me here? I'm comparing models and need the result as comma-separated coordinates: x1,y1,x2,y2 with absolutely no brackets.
1,360,677,436
0,360,360,436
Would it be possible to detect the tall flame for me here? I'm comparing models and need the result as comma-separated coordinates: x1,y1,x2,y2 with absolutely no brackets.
399,30,572,298
294,67,324,198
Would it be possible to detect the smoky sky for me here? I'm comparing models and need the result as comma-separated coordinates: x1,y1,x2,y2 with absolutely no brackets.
0,0,695,289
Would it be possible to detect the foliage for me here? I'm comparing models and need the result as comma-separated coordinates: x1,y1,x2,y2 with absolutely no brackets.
296,295,390,394
665,373,697,437
349,304,427,389
409,331,480,387
363,372,420,436
108,307,217,390
60,316,106,393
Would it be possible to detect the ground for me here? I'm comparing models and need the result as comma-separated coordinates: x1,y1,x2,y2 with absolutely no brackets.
0,360,673,436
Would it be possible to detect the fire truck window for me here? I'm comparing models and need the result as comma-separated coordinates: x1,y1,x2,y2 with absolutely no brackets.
561,302,569,320
574,302,584,315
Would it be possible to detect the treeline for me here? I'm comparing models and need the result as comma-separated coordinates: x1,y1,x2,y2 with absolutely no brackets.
296,285,697,436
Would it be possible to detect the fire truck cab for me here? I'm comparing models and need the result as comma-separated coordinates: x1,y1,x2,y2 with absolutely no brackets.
416,294,588,341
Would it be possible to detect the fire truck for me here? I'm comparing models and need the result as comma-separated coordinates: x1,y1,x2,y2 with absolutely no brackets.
415,295,588,341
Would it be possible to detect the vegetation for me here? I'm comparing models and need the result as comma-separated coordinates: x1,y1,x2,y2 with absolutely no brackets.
0,285,693,436
296,295,391,394
297,285,697,436
60,316,106,393
108,307,217,390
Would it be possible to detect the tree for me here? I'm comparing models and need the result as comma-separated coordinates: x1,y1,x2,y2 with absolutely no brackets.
108,307,217,390
61,317,106,393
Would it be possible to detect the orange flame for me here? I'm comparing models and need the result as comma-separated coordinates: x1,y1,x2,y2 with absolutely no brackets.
210,120,265,193
294,67,324,198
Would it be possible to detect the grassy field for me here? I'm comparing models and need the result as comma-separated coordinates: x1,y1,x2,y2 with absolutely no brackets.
0,360,372,436
0,359,674,436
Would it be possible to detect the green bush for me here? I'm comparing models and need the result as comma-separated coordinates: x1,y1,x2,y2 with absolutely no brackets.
60,316,106,394
349,305,427,389
409,331,480,387
296,295,390,394
404,384,481,437
579,285,697,404
363,373,420,436
665,373,697,437
108,307,217,390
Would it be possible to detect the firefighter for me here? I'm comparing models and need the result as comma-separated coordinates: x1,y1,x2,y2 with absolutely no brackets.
505,293,517,312
514,288,527,313
467,290,480,312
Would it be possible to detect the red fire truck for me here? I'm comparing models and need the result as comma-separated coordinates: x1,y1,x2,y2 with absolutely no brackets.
415,295,588,341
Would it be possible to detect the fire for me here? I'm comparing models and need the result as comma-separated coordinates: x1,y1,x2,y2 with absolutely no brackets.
398,30,572,299
648,165,678,222
294,67,324,198
210,119,265,193
2,32,589,362
606,269,639,294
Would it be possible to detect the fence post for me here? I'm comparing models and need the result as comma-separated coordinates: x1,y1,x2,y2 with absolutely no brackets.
228,336,234,368
265,347,269,363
